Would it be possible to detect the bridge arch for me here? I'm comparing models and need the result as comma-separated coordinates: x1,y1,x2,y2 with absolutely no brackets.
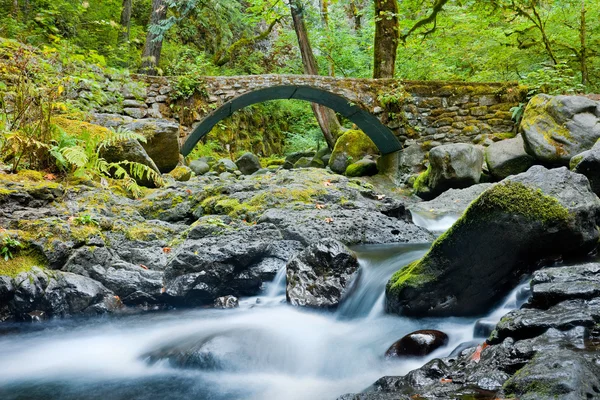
180,85,402,157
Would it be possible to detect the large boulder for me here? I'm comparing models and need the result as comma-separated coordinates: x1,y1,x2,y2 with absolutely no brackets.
212,158,238,174
571,143,600,196
286,238,359,309
485,135,535,180
387,166,600,317
123,119,180,173
345,158,378,177
521,94,600,166
235,152,261,175
189,159,210,176
99,139,161,187
328,130,379,174
414,143,484,200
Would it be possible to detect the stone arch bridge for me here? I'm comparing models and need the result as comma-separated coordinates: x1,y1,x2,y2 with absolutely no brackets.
134,74,525,163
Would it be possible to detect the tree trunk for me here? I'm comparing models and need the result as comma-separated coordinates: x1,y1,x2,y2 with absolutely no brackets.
11,0,19,18
347,0,362,31
139,0,167,75
580,0,588,86
373,0,399,78
320,0,335,76
118,0,132,46
290,0,341,150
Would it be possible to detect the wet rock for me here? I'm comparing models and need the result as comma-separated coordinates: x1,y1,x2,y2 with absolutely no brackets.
571,142,600,196
522,94,600,165
214,295,239,309
415,143,484,200
259,207,434,246
385,330,449,358
329,130,379,174
474,319,496,338
189,159,210,175
490,299,597,343
409,183,493,217
91,113,134,128
123,119,180,173
527,262,600,309
286,238,359,309
503,348,600,400
163,223,284,306
212,158,238,174
9,267,120,320
235,152,261,175
485,135,535,180
387,166,600,317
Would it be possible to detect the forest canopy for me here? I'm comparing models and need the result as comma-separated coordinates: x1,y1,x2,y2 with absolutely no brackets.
0,0,597,92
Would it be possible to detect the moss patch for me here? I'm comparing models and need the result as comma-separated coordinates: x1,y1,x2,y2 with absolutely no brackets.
0,250,48,278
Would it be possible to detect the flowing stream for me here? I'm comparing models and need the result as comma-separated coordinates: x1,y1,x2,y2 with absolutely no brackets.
0,216,529,400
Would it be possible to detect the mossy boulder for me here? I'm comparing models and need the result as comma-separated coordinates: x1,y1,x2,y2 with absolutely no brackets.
212,158,238,174
414,143,483,200
521,94,600,166
168,166,192,182
189,159,210,176
123,119,181,173
485,135,535,180
387,166,600,317
345,158,378,177
328,130,379,174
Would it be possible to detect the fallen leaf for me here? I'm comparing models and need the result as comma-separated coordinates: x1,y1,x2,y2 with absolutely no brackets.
140,264,148,270
471,342,489,363
186,189,192,195
315,204,325,209
440,378,452,384
161,287,166,294
67,216,75,223
323,180,332,187
44,173,56,181
376,194,386,200
325,217,334,223
162,247,172,254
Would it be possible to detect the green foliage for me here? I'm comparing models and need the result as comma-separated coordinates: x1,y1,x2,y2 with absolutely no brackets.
74,214,99,226
522,63,586,96
1,236,22,261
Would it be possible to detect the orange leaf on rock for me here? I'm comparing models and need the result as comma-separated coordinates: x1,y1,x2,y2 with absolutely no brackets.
440,378,452,384
44,173,56,181
162,247,172,254
471,342,489,363
325,217,334,223
323,180,332,187
140,264,148,270
316,204,325,209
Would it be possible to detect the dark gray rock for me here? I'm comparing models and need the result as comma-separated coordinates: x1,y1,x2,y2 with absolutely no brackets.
189,160,210,175
212,158,238,174
410,183,493,217
522,94,600,165
385,330,449,358
293,156,313,169
235,152,261,175
387,166,600,317
213,295,239,309
571,142,600,196
91,113,134,128
283,151,316,169
485,135,535,180
99,139,161,187
416,143,484,200
123,119,181,173
286,238,359,308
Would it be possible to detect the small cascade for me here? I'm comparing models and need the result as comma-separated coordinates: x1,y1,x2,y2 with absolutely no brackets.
336,243,429,319
266,265,287,298
411,211,459,235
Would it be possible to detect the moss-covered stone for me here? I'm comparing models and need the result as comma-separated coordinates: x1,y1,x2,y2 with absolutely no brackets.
168,166,193,181
387,166,598,317
345,159,378,177
328,130,379,174
0,250,48,278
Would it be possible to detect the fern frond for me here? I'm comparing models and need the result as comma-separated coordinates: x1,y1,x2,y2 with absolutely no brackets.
61,146,88,168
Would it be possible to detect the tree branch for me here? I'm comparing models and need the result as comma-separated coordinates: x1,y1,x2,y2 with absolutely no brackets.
400,0,450,43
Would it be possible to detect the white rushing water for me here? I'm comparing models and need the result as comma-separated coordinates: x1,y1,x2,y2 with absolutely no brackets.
0,226,528,400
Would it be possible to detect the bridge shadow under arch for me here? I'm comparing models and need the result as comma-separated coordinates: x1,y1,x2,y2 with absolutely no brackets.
180,85,402,157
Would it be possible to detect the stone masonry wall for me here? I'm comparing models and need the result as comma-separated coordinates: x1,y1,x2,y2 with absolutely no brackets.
87,74,527,149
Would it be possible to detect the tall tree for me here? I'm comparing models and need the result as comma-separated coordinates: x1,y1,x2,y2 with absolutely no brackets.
139,0,168,75
118,0,132,46
373,0,399,78
290,0,341,149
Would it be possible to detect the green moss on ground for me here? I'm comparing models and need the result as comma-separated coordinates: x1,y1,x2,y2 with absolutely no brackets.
413,166,431,192
0,250,48,278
